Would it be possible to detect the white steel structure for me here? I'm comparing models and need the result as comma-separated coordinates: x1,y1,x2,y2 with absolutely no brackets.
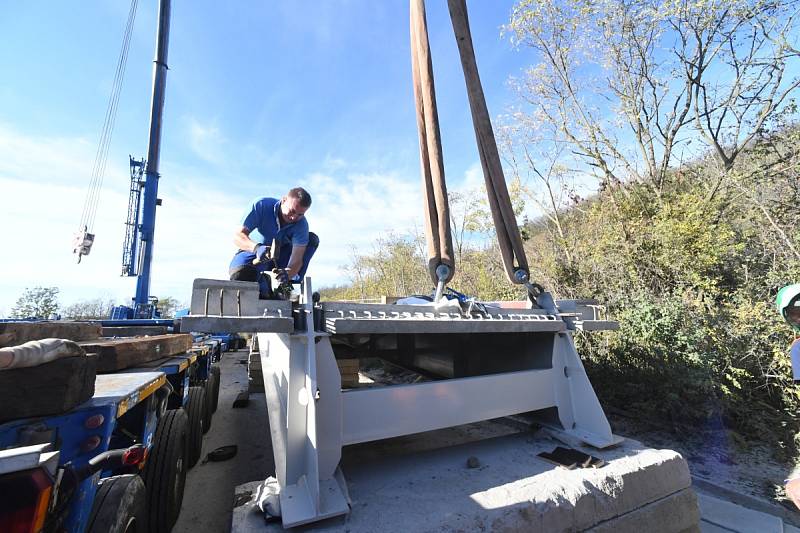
184,278,621,528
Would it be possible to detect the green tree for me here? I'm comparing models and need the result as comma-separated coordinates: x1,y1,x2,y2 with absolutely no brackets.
62,297,117,320
10,287,60,319
156,297,182,318
505,0,800,192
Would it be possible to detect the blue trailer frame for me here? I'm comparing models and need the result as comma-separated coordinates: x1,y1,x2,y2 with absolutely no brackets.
0,372,166,532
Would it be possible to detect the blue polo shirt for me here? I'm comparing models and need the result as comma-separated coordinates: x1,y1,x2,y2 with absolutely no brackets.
229,197,309,272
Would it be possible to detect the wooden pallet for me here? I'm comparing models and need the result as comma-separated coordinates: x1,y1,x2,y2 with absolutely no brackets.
81,334,193,373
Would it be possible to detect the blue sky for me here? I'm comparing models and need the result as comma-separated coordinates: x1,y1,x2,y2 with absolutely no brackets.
0,1,530,313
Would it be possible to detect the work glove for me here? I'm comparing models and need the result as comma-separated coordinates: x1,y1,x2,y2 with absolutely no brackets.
253,243,271,264
272,268,289,284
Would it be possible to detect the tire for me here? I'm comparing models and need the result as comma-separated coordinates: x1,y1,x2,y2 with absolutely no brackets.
203,371,216,434
186,386,207,468
142,408,188,533
86,474,146,533
210,364,221,413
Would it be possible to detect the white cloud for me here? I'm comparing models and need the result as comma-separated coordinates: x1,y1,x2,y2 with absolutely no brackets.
305,170,422,287
186,117,227,166
0,123,432,310
0,121,527,311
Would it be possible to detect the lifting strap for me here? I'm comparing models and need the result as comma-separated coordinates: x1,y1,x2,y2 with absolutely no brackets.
410,0,455,287
447,0,530,285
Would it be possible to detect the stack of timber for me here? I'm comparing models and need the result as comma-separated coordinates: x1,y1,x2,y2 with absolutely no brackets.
0,321,101,348
80,334,193,373
0,322,102,422
337,358,360,388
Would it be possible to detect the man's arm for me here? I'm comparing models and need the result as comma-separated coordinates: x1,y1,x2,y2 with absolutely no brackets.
285,245,307,279
234,226,259,253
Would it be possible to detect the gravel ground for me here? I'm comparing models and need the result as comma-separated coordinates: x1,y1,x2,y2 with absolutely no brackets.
605,410,798,516
172,349,274,533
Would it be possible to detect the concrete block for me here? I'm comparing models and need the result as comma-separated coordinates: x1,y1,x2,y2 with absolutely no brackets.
587,487,699,533
696,492,783,533
189,278,292,317
232,431,698,533
699,522,732,533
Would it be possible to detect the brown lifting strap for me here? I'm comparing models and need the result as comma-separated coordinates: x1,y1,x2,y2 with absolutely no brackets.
410,0,455,286
447,0,530,285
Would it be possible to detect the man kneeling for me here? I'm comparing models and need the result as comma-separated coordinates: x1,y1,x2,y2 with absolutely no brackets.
229,187,319,298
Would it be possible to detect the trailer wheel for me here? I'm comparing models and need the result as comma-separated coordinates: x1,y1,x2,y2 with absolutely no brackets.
203,373,215,434
203,368,218,433
210,364,221,413
143,408,188,533
86,474,146,533
186,386,207,467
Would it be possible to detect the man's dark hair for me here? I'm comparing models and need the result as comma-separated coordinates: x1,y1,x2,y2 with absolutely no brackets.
288,187,312,208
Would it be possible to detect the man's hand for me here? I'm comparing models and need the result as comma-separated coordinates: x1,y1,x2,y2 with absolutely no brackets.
253,244,271,264
272,268,289,284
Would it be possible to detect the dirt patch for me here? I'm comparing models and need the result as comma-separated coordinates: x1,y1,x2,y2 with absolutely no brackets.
606,409,796,513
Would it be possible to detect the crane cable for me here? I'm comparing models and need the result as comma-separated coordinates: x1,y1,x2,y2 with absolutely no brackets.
75,0,139,252
410,0,455,291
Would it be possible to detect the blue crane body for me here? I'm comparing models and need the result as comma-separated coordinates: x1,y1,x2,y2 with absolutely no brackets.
112,0,171,320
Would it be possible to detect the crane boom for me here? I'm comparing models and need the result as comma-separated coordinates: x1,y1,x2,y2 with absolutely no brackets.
132,0,171,311
116,0,171,319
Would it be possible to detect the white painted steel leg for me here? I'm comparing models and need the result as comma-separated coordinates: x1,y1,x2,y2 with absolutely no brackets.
551,332,622,448
258,278,348,528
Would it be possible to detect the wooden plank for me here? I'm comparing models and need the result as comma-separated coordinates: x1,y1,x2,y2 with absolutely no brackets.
81,334,193,373
0,355,97,423
101,326,169,337
337,359,359,371
0,321,102,348
340,376,359,388
337,358,359,388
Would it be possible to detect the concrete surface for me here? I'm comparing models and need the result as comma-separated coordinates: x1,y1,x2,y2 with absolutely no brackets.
691,475,800,529
233,431,699,532
697,492,783,533
172,349,274,533
173,347,797,533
